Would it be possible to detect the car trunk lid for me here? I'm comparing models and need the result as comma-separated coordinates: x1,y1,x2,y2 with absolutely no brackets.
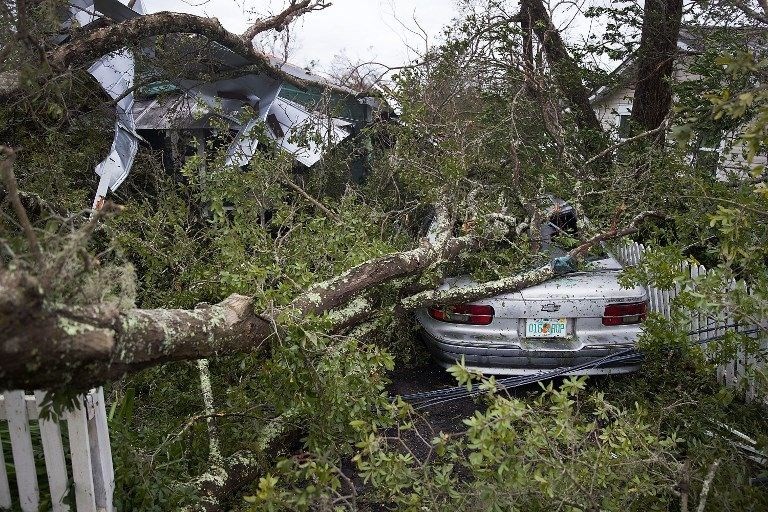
496,271,646,319
441,270,646,320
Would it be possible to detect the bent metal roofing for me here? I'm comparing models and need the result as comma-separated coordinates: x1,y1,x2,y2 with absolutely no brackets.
67,0,377,208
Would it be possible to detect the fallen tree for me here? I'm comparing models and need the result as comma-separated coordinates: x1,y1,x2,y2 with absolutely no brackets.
0,2,735,510
0,0,331,99
0,143,663,390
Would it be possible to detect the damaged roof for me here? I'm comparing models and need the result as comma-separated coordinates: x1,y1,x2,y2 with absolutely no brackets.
58,0,386,207
590,25,768,105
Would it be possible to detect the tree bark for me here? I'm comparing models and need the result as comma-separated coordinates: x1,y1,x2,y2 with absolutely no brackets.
0,206,463,390
518,0,605,141
0,210,660,390
1,4,327,100
630,0,684,138
49,12,271,72
241,0,330,42
0,272,272,389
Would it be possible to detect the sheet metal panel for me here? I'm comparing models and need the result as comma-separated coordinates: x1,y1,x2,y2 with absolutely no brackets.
88,0,145,206
267,98,352,167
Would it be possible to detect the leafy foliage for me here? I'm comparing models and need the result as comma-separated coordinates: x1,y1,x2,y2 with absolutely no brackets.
2,1,768,511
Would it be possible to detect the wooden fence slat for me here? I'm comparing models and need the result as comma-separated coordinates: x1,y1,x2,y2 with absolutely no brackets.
4,391,39,512
0,395,38,421
88,388,114,512
34,391,70,512
66,397,98,512
0,426,11,509
746,334,756,402
697,265,708,344
647,284,656,313
655,287,664,316
689,264,701,343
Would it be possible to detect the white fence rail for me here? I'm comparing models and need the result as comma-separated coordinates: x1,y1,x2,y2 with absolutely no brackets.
615,240,766,401
0,388,113,512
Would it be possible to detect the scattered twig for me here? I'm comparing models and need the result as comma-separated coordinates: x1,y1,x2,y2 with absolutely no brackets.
241,0,331,41
570,210,666,258
282,175,341,222
583,118,670,167
680,459,691,512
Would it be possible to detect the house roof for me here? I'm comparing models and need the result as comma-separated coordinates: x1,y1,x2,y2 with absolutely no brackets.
590,25,768,105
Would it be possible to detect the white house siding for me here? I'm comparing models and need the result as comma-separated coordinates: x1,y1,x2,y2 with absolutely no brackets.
591,61,760,179
593,85,635,132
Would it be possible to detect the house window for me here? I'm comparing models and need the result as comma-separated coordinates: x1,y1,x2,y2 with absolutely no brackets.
617,114,632,139
693,131,721,175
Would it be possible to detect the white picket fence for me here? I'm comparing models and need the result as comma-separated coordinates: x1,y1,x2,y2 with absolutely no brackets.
615,240,766,401
0,388,113,512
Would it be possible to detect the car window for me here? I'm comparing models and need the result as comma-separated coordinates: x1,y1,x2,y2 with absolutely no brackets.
540,208,608,262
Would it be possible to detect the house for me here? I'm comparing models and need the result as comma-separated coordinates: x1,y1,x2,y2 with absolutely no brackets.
56,0,387,208
590,26,768,178
131,59,385,179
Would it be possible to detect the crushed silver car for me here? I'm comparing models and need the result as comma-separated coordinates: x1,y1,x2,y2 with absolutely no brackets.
415,202,648,376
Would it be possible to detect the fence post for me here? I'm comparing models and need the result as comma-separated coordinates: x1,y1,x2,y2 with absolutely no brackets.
34,390,71,512
66,395,98,512
88,388,115,512
0,423,11,509
4,390,39,511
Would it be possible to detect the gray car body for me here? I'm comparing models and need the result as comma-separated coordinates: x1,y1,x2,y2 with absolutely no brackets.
415,254,648,376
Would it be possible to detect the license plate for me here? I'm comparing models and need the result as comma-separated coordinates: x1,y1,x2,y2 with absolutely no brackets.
525,318,567,338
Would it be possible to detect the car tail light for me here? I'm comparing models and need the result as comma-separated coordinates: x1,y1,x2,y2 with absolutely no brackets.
428,304,495,325
602,301,648,326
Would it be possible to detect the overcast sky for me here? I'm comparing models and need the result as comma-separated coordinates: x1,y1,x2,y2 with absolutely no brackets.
150,0,462,71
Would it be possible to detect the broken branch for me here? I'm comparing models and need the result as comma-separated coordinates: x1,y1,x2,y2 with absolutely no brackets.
570,210,665,258
0,146,43,269
401,210,665,309
696,459,720,512
282,176,341,222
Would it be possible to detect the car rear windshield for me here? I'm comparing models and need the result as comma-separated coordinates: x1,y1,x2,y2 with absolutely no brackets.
541,209,608,262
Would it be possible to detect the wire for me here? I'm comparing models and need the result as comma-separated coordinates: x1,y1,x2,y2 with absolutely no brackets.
396,325,764,409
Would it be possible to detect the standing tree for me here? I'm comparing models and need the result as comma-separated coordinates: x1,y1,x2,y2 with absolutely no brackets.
630,0,684,137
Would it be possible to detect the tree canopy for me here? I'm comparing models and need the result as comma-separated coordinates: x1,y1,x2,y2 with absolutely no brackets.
1,0,768,510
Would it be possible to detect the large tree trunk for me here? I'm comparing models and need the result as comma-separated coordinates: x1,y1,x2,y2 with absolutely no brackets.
0,208,661,391
0,206,464,390
630,0,684,138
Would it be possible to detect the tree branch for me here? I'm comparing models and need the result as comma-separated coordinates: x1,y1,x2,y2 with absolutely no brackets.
0,202,456,389
583,119,670,167
696,459,720,512
569,210,665,258
49,12,271,71
518,0,604,138
400,211,665,310
0,146,43,269
242,0,331,42
282,176,341,222
730,0,768,23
